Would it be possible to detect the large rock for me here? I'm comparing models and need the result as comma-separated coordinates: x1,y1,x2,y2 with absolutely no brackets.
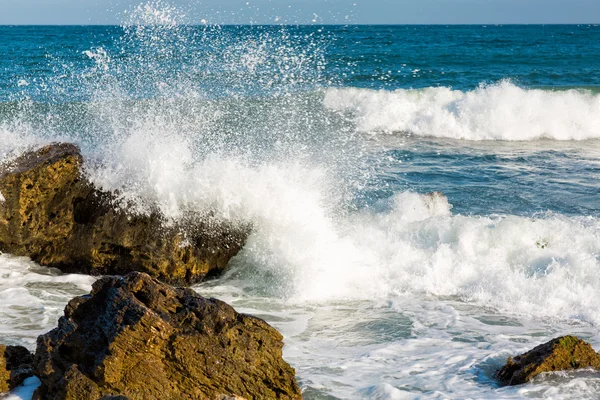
497,336,600,385
0,143,248,284
33,272,301,400
0,344,35,392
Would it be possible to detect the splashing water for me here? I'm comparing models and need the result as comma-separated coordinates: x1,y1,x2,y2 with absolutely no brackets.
1,4,600,399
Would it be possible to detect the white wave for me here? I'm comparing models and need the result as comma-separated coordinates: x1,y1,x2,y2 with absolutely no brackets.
324,81,600,140
2,11,600,398
338,193,600,324
236,190,600,326
5,117,598,326
135,138,590,326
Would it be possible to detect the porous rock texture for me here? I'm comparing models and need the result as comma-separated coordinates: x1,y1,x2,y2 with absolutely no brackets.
0,344,35,393
496,335,600,385
33,272,301,400
0,143,248,284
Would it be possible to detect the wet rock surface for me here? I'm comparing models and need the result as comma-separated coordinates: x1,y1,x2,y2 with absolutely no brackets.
497,335,600,385
0,344,35,392
33,272,301,400
0,143,248,285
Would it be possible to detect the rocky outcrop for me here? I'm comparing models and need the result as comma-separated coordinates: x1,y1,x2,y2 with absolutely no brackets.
33,272,301,400
0,344,35,392
497,336,600,385
0,143,248,285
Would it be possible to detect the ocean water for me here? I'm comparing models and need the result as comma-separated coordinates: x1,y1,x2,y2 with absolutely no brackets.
1,8,600,399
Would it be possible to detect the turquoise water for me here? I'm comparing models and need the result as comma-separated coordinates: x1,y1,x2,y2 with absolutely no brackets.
1,16,600,400
2,25,600,96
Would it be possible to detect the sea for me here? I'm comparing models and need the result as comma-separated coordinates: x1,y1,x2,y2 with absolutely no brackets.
1,6,600,400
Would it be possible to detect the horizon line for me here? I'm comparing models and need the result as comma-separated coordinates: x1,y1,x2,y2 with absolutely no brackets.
0,22,599,27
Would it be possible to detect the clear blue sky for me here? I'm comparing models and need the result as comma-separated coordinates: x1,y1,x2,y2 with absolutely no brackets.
1,0,599,25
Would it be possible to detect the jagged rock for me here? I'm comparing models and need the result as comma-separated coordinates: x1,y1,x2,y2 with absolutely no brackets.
497,336,600,385
33,272,301,400
0,344,35,392
0,143,248,285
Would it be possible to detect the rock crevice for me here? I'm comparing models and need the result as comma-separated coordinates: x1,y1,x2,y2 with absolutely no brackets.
0,345,35,392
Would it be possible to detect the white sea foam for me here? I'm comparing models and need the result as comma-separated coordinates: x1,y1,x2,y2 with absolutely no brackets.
0,254,94,346
324,81,600,140
4,114,592,328
93,115,600,326
222,189,600,326
200,280,600,399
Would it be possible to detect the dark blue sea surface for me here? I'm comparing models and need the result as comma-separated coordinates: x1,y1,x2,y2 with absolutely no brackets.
2,25,600,97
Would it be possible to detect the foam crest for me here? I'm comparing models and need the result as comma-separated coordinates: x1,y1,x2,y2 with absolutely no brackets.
324,81,600,140
213,190,600,326
349,198,600,325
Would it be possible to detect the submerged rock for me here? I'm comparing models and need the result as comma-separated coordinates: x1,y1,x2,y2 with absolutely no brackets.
0,344,35,392
0,143,248,285
34,272,301,400
496,336,600,385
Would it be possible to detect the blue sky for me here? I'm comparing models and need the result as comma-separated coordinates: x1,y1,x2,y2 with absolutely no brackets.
1,0,599,25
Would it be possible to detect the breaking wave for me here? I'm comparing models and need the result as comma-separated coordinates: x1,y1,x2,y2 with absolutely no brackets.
325,81,600,140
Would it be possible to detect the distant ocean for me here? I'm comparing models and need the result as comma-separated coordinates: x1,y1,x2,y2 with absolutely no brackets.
1,11,600,399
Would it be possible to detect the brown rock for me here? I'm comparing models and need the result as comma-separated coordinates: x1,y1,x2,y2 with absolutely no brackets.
33,272,301,400
0,346,8,393
0,143,248,285
0,344,35,392
496,335,600,385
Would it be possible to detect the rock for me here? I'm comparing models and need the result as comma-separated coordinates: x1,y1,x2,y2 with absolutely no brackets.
0,344,35,392
0,143,248,285
496,336,600,385
33,272,301,400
